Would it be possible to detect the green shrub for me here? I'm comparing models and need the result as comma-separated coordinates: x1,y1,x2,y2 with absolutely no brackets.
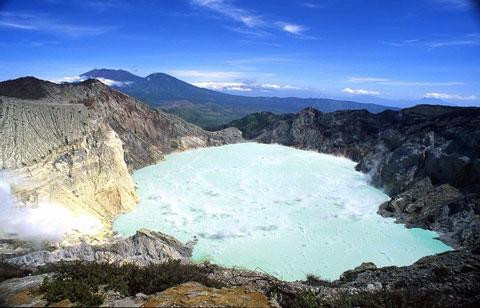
39,277,103,307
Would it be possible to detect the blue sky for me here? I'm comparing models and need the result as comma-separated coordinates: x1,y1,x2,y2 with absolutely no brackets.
0,0,479,105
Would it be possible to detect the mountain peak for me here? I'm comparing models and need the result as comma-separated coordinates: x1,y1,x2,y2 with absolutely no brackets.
81,68,143,83
145,72,181,81
0,76,55,100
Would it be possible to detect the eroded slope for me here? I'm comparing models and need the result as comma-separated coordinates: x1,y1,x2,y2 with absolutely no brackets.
0,77,242,232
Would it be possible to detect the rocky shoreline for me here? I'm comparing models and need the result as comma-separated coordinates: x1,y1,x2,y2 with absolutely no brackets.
1,233,479,307
225,106,480,249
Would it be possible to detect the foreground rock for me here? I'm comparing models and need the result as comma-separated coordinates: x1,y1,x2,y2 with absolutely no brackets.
4,229,192,268
226,105,480,248
0,274,49,307
139,282,271,308
331,248,480,307
0,278,271,307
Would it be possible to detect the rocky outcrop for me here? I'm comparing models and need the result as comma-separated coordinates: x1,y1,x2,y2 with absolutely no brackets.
139,282,271,308
0,274,49,307
329,248,480,307
227,105,480,248
0,77,243,234
379,178,480,248
4,229,193,268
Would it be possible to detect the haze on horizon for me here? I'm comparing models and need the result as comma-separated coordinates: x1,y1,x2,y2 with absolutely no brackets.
0,0,479,107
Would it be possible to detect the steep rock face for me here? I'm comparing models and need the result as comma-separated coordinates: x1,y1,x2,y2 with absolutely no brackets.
0,77,243,233
227,106,480,247
0,99,137,226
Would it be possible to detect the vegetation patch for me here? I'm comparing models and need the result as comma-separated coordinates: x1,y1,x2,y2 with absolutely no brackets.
0,262,32,282
38,260,224,306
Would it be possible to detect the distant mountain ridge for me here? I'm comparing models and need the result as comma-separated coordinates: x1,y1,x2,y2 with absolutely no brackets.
81,69,397,128
83,68,144,84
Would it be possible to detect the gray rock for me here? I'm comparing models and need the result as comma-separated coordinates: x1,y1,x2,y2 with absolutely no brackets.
5,229,193,268
228,105,480,248
0,274,50,306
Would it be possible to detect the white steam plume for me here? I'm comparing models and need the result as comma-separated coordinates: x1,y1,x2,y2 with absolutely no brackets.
0,173,102,243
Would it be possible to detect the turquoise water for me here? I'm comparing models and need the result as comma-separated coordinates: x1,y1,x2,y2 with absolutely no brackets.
113,143,451,281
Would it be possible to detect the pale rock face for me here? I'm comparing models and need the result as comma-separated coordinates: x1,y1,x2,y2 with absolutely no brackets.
10,127,138,225
0,77,242,241
0,100,137,236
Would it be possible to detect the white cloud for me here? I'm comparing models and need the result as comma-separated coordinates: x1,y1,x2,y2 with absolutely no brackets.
190,0,263,28
170,70,243,79
228,86,252,92
0,21,37,30
382,34,480,49
302,2,324,9
380,81,464,86
424,92,477,100
53,76,87,83
348,76,464,87
53,76,128,87
193,81,302,92
342,88,380,96
349,77,390,83
0,12,114,37
193,81,252,91
380,39,419,47
276,22,317,39
279,22,306,35
96,78,127,87
261,83,301,90
261,83,281,89
433,0,473,9
190,0,312,39
425,34,480,48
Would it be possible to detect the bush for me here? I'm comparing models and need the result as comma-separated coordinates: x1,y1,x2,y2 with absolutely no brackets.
0,262,31,282
39,260,223,306
39,277,104,307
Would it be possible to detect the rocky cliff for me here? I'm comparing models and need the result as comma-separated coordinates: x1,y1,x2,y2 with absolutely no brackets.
0,77,242,234
226,106,480,248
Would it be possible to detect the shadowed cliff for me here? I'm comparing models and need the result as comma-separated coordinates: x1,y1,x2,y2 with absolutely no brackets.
225,105,480,248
